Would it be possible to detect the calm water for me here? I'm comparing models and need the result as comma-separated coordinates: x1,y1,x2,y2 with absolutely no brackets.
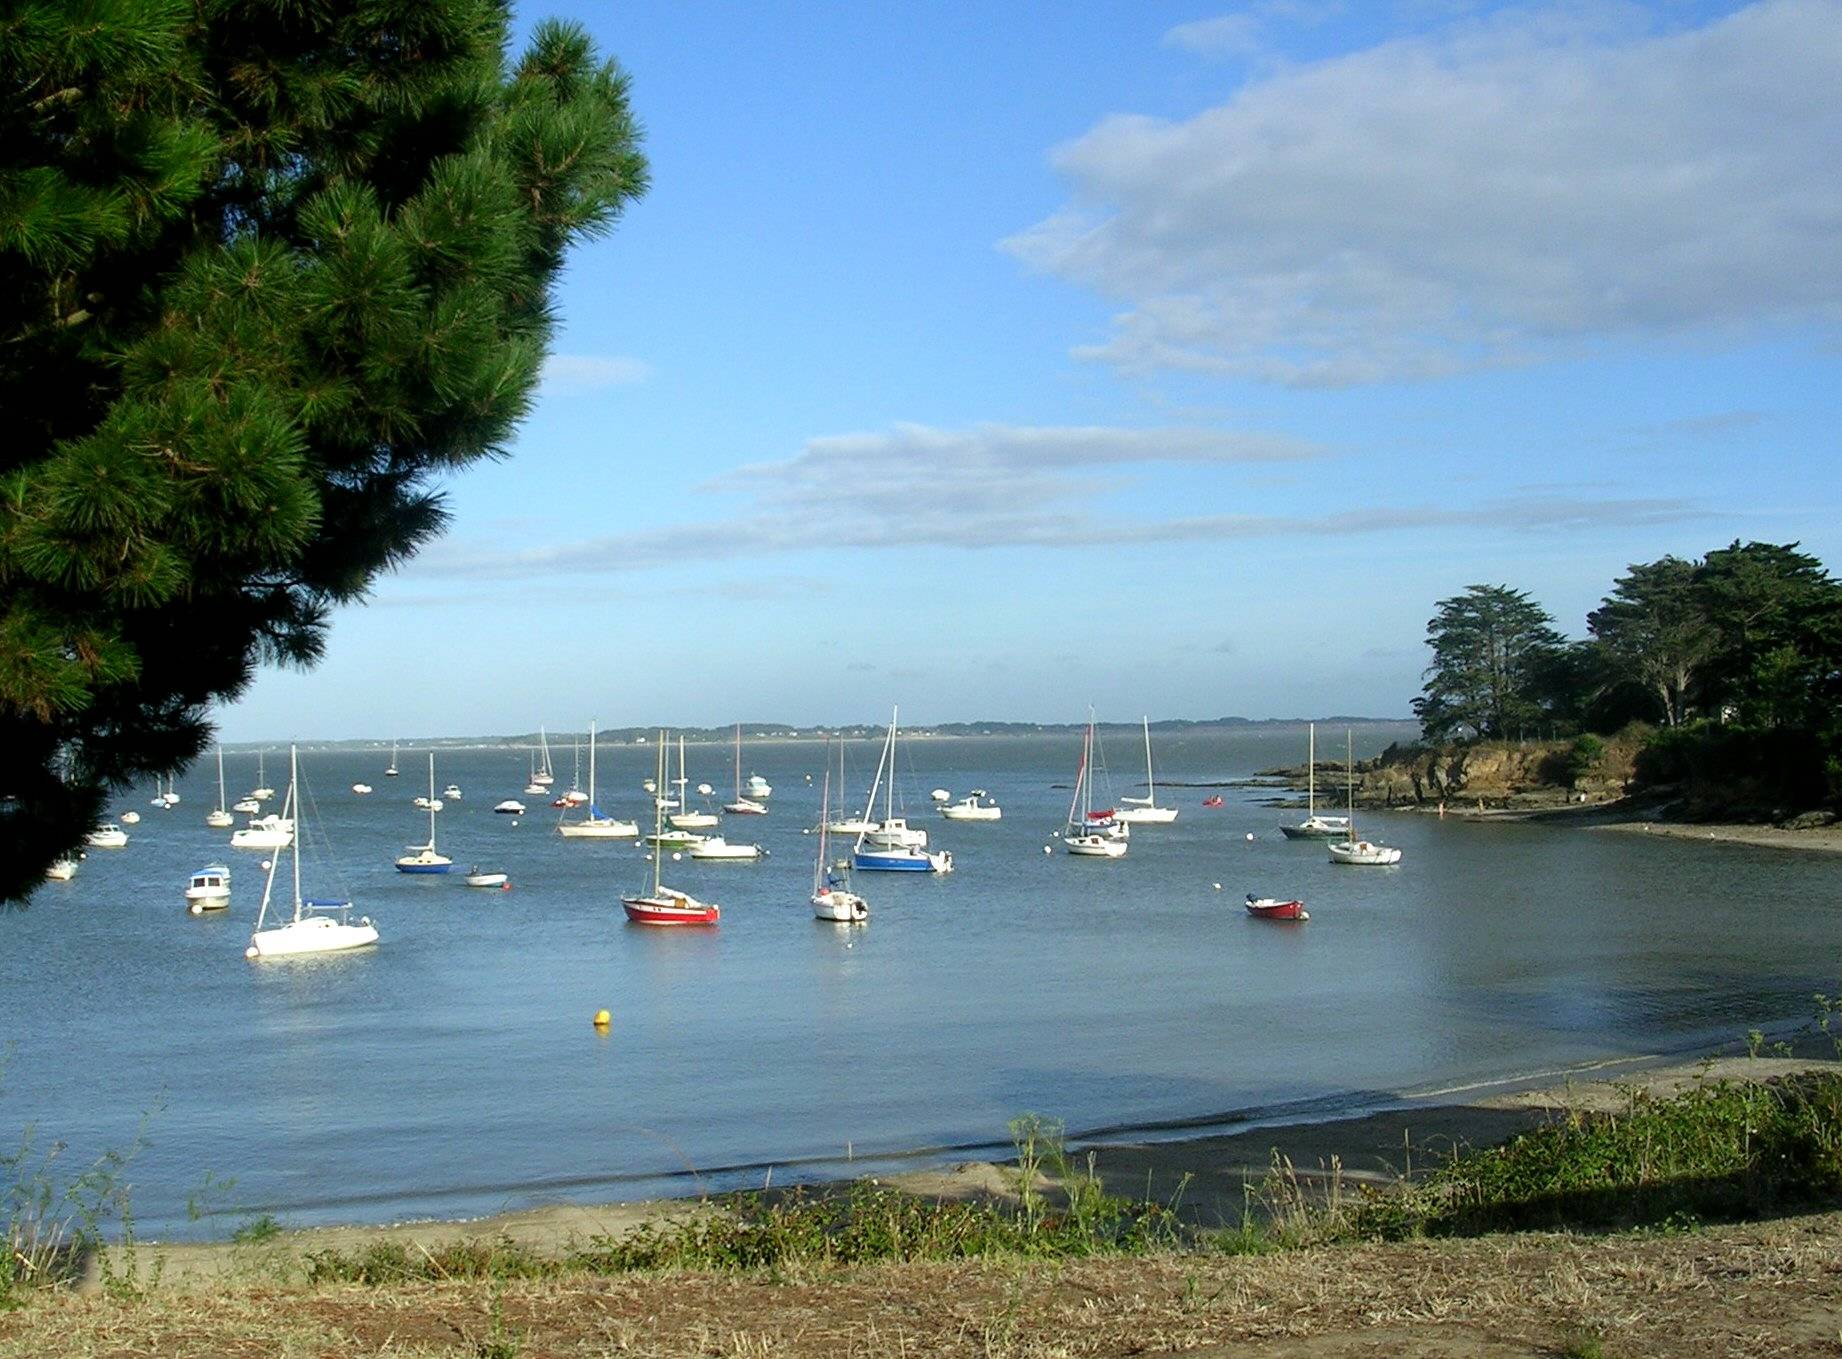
5,724,1838,1238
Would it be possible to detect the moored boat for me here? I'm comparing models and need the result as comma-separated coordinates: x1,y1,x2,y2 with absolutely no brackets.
1245,895,1308,921
465,867,510,888
1280,724,1350,840
86,823,128,849
186,864,232,914
1114,717,1179,824
622,735,720,925
1063,716,1129,858
557,721,639,838
246,747,379,959
853,709,953,873
1326,730,1403,866
941,790,1002,821
45,857,79,882
812,768,869,922
395,754,453,873
494,799,526,815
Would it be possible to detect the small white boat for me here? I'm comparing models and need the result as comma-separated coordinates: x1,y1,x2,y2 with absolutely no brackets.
465,867,510,888
442,784,462,800
930,788,950,802
119,810,142,825
642,777,657,795
397,756,453,872
647,827,706,850
352,783,373,795
161,778,180,806
86,823,128,849
494,799,526,815
828,814,878,834
722,725,770,815
45,857,79,881
233,798,261,814
1064,824,1129,857
1280,724,1350,840
852,710,954,874
666,735,720,828
185,864,231,914
247,747,379,959
941,791,1002,821
207,746,235,827
524,782,546,795
744,772,772,800
532,727,555,786
688,836,762,861
384,738,399,778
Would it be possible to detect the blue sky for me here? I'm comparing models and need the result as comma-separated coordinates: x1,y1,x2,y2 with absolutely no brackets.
220,0,1842,740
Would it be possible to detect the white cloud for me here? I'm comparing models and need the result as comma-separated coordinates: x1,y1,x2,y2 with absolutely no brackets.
1164,3,1346,58
538,353,653,394
1007,0,1842,385
407,420,1709,580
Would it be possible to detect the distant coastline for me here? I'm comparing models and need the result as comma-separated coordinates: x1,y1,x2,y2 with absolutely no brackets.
215,717,1419,753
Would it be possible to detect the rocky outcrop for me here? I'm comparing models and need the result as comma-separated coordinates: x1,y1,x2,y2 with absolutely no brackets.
1281,734,1643,811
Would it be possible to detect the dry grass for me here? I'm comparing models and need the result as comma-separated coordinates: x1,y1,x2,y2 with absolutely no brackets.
4,1210,1842,1358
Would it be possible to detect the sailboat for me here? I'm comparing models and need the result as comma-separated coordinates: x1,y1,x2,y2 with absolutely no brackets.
384,739,399,778
1328,730,1403,865
558,721,639,839
853,709,952,872
250,751,275,801
812,768,868,921
533,727,555,786
1063,715,1129,857
152,775,179,808
1114,716,1178,824
723,724,768,815
1279,723,1351,840
524,746,546,795
395,754,454,872
246,746,379,958
621,734,721,925
825,737,877,834
206,746,235,827
668,735,719,829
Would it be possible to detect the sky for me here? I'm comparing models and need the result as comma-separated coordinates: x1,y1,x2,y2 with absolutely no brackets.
219,0,1842,740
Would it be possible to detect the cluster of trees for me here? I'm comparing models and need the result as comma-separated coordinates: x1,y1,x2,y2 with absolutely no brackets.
1413,542,1842,808
0,1,646,899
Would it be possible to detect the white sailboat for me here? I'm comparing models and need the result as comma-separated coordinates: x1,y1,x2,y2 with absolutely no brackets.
1280,723,1350,840
384,739,399,778
1063,715,1129,857
723,724,768,815
395,754,454,872
812,768,868,922
825,737,877,834
668,735,719,829
533,727,555,786
1114,716,1178,824
852,709,952,873
558,721,638,839
246,747,378,959
1328,730,1402,866
250,751,275,801
206,746,235,828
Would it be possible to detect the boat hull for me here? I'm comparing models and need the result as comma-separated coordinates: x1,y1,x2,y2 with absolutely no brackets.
465,873,509,888
247,917,379,958
1114,806,1178,825
668,812,720,830
812,889,869,922
1245,897,1308,921
1328,841,1403,865
620,894,720,925
852,848,951,873
941,804,1002,821
559,820,639,839
1280,818,1349,840
1064,836,1128,857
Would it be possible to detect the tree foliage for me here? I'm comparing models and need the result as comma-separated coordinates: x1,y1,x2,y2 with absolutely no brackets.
0,0,646,898
1586,556,1715,727
1412,585,1566,741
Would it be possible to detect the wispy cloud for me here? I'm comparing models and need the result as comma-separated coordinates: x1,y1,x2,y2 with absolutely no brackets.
538,353,654,394
1008,0,1842,385
1164,3,1346,59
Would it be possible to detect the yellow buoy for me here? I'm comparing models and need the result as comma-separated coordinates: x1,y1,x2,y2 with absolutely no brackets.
592,1009,611,1028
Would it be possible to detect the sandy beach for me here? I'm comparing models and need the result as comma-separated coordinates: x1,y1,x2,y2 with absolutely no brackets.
1589,819,1842,854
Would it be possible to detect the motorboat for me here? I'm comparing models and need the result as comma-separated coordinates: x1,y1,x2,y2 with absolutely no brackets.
494,799,526,815
1114,716,1179,824
930,788,950,802
688,836,762,861
231,815,293,850
185,864,231,914
558,721,640,838
1280,724,1350,840
465,867,510,888
442,784,462,800
861,818,927,848
246,747,379,959
524,782,546,795
413,795,445,812
647,827,706,850
941,791,1002,821
233,798,261,814
86,823,128,849
119,811,141,825
1245,895,1309,921
45,858,78,881
351,783,373,795
744,772,772,800
853,709,953,873
395,755,453,873
622,734,720,925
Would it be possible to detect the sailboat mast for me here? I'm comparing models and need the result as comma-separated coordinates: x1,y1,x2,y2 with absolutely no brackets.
1066,724,1088,830
290,746,303,923
885,707,898,822
855,717,892,839
652,733,665,895
1307,723,1316,818
815,768,830,895
1142,716,1154,805
734,723,742,799
1346,729,1356,839
588,721,597,807
216,745,226,812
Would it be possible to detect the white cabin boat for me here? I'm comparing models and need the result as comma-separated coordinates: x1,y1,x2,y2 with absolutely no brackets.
246,748,379,959
688,836,762,860
941,791,1002,821
86,823,128,849
185,864,231,914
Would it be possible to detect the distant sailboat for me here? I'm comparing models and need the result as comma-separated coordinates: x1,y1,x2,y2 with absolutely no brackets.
395,754,454,872
533,727,555,787
812,768,868,922
247,746,378,959
622,734,720,925
1063,714,1128,858
558,721,638,839
723,723,768,815
1328,730,1402,866
1279,724,1350,840
384,739,399,778
1113,716,1178,824
668,735,719,829
853,709,952,873
206,746,235,828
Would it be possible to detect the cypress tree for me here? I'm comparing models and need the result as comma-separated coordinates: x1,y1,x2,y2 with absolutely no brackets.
0,0,646,898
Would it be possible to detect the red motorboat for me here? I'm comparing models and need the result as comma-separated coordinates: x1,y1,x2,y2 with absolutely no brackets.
1202,795,1224,808
1245,894,1308,921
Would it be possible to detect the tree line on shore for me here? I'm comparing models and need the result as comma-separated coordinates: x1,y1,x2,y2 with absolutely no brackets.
1413,541,1842,814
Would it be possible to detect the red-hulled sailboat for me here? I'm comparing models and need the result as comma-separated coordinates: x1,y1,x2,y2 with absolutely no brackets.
621,732,721,927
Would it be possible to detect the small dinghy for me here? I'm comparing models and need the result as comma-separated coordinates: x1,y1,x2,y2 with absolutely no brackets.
493,799,526,815
1245,894,1308,921
465,867,510,888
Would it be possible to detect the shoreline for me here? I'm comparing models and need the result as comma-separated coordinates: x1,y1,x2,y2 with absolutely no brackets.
143,1050,1839,1279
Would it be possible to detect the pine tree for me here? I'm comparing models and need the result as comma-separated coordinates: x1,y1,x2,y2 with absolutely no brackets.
1413,585,1566,742
0,1,646,898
